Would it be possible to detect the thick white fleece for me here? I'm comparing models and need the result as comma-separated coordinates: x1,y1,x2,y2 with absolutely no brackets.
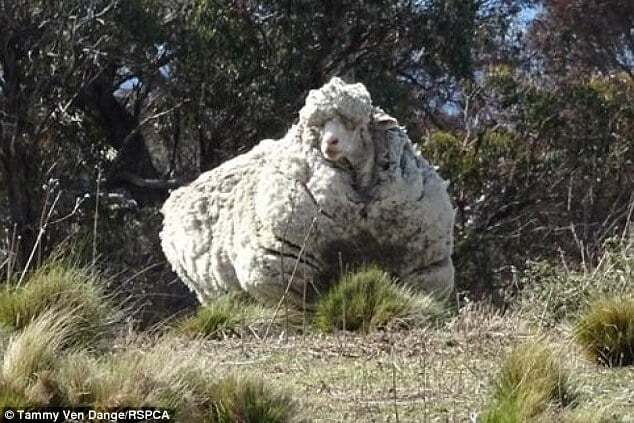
160,77,455,305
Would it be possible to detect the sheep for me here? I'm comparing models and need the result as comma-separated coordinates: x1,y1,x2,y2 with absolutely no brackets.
160,77,455,306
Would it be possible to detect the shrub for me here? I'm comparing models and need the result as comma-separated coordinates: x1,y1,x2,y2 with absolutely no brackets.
0,261,122,344
574,296,634,367
313,265,447,333
482,341,573,422
421,127,528,298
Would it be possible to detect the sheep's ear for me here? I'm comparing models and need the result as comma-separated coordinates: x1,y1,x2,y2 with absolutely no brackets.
372,111,398,129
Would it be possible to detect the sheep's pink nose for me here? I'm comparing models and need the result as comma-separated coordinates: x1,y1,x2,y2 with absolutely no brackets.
327,138,339,146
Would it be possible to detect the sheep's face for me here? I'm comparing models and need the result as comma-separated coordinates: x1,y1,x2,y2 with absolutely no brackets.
320,117,366,163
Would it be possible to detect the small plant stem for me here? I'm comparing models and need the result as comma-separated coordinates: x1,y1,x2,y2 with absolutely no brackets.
392,358,400,423
7,224,17,283
265,216,317,339
18,192,61,287
285,295,289,343
92,166,101,267
302,277,307,334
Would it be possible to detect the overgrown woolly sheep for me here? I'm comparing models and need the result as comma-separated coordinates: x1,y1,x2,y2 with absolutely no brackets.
160,77,454,306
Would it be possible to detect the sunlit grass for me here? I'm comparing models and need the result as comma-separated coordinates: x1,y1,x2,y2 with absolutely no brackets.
482,341,573,422
0,261,121,345
172,291,301,338
314,265,448,333
574,295,634,367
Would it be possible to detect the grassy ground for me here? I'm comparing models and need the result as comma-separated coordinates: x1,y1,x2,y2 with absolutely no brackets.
1,240,633,422
195,308,633,422
2,307,632,422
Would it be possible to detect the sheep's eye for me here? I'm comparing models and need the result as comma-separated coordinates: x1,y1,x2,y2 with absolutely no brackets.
343,119,357,131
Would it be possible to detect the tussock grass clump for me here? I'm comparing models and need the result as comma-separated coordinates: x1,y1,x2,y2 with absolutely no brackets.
56,337,218,411
574,296,634,367
1,309,75,389
314,265,447,333
0,316,300,421
0,260,299,421
55,337,299,421
176,292,252,337
0,309,77,408
207,376,298,423
482,341,573,422
0,262,121,343
0,385,29,408
174,292,282,338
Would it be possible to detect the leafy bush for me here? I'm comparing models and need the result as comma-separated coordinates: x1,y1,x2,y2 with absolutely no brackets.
421,71,634,300
0,262,121,344
574,296,634,367
313,265,447,333
482,341,573,422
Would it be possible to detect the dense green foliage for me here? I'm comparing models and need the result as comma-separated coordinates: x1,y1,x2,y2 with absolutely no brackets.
423,71,634,297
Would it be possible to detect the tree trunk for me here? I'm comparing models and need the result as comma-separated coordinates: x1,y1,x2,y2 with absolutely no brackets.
0,29,40,269
1,143,39,270
78,66,167,206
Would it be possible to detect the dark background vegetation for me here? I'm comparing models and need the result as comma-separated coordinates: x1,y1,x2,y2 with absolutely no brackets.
0,0,632,324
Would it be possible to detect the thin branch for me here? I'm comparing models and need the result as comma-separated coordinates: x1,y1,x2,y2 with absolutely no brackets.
117,100,190,148
117,172,184,190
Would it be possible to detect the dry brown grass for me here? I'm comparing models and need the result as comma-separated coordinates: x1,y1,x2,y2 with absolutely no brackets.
1,256,632,421
192,306,633,422
1,296,631,421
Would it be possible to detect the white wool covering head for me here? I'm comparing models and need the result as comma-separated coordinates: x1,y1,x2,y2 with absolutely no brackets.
298,77,373,127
